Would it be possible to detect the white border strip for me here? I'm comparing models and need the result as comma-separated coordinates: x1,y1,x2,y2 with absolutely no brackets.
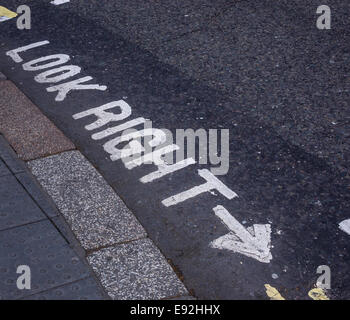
50,0,70,5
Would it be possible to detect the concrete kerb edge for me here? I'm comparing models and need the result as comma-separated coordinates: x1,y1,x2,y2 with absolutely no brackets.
0,78,192,299
0,133,110,299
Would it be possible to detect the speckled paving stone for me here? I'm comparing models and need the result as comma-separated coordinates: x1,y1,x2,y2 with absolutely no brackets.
28,151,146,251
167,295,196,300
0,174,46,231
87,238,188,300
0,81,74,161
22,277,107,300
0,220,90,300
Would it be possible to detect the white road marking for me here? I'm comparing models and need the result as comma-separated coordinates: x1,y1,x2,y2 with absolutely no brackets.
8,43,107,101
126,145,179,169
92,118,146,140
46,76,107,101
210,205,272,263
5,40,277,272
22,54,70,71
339,219,350,235
50,0,70,5
0,16,12,22
7,43,243,215
140,158,196,183
35,65,81,83
162,169,238,207
73,100,132,131
72,100,197,182
6,41,50,63
104,128,166,161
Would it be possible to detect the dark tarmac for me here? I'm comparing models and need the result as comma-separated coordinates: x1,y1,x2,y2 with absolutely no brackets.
0,0,349,299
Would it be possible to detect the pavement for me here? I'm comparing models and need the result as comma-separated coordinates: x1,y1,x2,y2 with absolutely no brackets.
0,131,107,299
0,71,190,300
0,0,349,300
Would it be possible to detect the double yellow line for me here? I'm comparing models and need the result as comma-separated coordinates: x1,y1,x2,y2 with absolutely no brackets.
265,284,330,300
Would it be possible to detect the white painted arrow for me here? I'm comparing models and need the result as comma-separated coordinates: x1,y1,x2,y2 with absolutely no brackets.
210,205,272,263
339,219,350,236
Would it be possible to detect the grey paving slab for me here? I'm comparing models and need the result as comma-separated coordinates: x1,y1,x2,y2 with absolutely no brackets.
28,151,146,251
0,174,46,231
22,277,107,300
0,136,26,174
0,72,6,81
87,238,188,300
0,158,10,177
0,81,75,161
15,172,59,219
0,220,91,300
51,216,86,259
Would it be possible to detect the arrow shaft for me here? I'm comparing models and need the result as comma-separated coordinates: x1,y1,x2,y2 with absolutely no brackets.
214,205,254,244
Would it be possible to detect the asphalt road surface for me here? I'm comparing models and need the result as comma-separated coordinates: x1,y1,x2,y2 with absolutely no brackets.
0,0,349,299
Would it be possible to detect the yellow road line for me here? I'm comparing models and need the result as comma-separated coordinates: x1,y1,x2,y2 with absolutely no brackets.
0,6,17,21
308,288,330,300
265,284,285,300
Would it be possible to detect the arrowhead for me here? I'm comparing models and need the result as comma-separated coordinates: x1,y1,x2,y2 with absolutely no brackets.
339,219,350,236
210,206,272,263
